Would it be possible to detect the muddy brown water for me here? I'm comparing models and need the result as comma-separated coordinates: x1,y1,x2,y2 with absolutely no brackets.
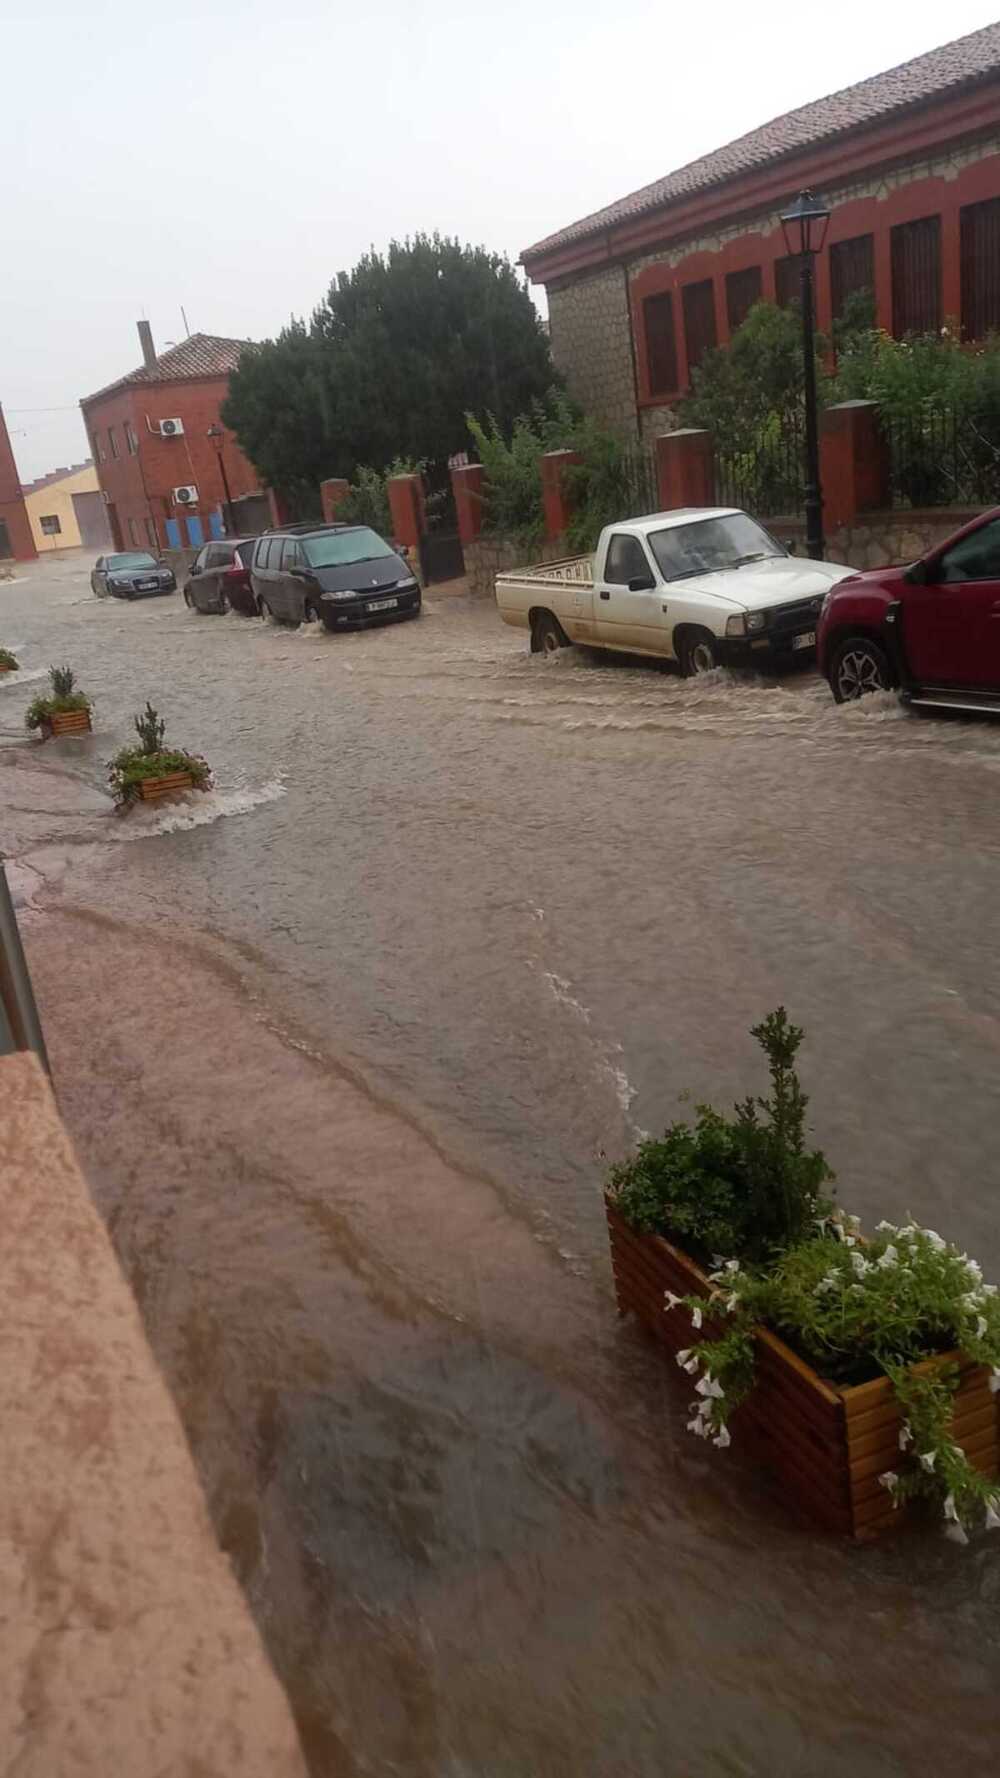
4,554,1000,1775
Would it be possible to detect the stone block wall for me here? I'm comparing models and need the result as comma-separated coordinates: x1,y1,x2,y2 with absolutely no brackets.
464,533,572,597
546,265,637,438
769,508,976,570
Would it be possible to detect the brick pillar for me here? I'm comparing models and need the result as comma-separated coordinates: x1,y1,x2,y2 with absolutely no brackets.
451,463,484,545
540,449,581,540
267,488,291,527
320,478,350,522
655,429,715,511
819,400,889,529
387,473,426,550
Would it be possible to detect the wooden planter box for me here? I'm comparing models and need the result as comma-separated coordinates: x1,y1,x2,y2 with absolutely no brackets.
40,707,92,739
606,1196,998,1539
138,771,195,803
0,663,15,676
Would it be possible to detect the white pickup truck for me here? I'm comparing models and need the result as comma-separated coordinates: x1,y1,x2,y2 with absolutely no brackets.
495,506,853,675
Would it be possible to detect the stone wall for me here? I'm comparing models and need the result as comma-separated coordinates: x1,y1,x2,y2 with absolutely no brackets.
546,264,637,438
769,508,976,570
464,532,572,597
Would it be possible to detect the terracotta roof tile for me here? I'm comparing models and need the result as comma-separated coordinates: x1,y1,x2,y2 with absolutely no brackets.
81,333,250,406
523,23,1000,266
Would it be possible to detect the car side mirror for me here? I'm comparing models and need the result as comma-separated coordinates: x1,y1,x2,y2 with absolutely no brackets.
906,558,932,585
627,575,656,593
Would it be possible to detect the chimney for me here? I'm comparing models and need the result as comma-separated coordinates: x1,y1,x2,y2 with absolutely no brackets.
137,320,157,369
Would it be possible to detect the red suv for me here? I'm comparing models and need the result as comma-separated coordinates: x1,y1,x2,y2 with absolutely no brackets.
817,507,1000,711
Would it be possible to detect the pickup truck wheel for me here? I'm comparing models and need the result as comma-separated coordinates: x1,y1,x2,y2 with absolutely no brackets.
829,636,892,703
531,611,570,655
678,629,718,677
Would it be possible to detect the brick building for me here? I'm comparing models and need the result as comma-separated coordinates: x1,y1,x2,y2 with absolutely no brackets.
80,326,270,552
522,23,1000,445
0,404,36,562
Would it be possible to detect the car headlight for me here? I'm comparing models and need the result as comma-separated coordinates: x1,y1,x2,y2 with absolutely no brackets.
726,614,747,638
745,611,767,633
321,589,360,602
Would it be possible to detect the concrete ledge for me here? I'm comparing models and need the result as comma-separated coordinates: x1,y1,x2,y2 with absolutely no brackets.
0,1052,307,1778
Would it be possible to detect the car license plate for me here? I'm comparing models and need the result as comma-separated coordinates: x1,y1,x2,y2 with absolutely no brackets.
792,630,816,651
367,596,398,612
139,579,158,590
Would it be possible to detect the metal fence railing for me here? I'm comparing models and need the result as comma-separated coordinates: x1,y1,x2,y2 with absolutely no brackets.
0,864,49,1073
884,406,1000,510
714,420,805,518
618,445,660,519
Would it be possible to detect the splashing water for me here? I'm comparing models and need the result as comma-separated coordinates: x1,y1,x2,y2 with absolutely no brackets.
112,779,287,840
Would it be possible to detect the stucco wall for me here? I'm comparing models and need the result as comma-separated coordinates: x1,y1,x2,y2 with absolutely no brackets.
0,1050,308,1778
24,464,100,552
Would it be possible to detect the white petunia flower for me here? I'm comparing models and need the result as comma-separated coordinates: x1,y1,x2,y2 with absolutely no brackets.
844,1236,857,1248
876,1220,897,1233
898,1424,912,1451
990,1369,1000,1395
966,1259,983,1283
816,1273,838,1294
924,1230,946,1252
695,1375,724,1399
725,1292,739,1313
919,1451,937,1473
686,1417,710,1438
944,1522,969,1545
665,1291,682,1310
879,1471,899,1493
981,1283,998,1298
877,1246,898,1269
984,1501,1000,1533
943,1493,958,1521
976,1316,989,1339
851,1251,870,1277
676,1349,700,1374
712,1426,731,1450
691,1305,703,1330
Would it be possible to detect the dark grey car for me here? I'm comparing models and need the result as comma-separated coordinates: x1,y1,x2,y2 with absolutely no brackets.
183,539,258,615
91,551,176,599
251,524,420,631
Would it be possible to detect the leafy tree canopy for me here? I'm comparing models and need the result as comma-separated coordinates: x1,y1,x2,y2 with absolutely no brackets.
223,233,556,504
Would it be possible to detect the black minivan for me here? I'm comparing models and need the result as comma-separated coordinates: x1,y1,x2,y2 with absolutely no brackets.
251,524,421,630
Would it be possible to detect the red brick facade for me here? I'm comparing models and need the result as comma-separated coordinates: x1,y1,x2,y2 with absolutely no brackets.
0,405,37,562
81,378,263,553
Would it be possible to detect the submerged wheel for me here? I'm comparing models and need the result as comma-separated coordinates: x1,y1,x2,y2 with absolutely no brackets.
257,597,273,624
182,587,193,609
217,586,230,614
678,628,718,677
531,611,570,655
829,636,892,704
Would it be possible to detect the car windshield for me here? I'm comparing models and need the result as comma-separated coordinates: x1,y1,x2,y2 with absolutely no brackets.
647,515,785,582
303,528,396,569
108,552,158,570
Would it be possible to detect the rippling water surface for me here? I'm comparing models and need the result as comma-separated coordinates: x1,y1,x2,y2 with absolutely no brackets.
5,555,1000,1776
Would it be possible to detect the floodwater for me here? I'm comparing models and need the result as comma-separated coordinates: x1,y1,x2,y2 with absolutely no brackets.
5,552,1000,1775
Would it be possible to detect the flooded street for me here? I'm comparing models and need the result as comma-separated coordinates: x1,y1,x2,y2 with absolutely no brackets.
5,550,1000,1775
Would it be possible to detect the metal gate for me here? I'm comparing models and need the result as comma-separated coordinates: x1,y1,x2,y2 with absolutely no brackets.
418,530,465,584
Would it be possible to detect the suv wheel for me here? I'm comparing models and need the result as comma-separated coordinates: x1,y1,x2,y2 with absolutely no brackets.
257,597,273,624
829,636,892,704
217,586,230,614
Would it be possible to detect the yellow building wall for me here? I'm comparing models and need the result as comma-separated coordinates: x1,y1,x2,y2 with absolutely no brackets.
24,464,100,551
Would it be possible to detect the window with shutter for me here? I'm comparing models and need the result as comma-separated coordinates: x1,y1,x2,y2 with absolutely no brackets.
725,267,762,333
774,255,801,308
682,280,718,375
891,216,941,337
960,198,1000,340
830,234,875,318
643,292,678,397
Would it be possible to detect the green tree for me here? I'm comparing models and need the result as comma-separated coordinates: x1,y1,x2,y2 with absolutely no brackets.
223,234,556,505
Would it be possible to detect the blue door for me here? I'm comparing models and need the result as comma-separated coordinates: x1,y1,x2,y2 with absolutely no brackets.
165,517,181,549
185,515,205,547
209,509,224,540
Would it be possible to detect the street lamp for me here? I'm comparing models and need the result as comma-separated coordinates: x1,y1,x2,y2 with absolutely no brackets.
779,189,831,560
206,423,236,537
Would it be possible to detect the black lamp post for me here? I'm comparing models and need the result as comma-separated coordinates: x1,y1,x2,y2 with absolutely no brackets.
779,188,831,561
206,423,236,537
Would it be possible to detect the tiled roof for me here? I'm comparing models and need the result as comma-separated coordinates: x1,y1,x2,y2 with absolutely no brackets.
81,333,250,406
21,459,94,495
523,22,1000,265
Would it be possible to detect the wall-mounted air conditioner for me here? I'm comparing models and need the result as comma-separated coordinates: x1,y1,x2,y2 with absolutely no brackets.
173,485,198,506
158,417,185,437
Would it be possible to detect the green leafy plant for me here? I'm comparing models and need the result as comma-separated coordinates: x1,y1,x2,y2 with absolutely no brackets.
673,1221,1000,1537
108,704,211,805
25,663,92,731
0,647,19,671
607,1008,833,1264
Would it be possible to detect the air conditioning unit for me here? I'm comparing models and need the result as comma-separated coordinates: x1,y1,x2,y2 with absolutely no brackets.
173,485,198,506
158,417,185,437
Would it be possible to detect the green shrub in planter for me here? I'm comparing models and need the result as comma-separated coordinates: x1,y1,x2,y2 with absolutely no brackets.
0,647,21,671
108,702,212,805
25,664,92,730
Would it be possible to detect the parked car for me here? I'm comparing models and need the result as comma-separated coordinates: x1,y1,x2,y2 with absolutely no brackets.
495,508,853,674
91,551,176,599
817,506,1000,709
251,523,421,631
183,538,259,616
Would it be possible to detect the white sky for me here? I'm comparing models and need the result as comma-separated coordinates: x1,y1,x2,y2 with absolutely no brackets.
3,0,997,479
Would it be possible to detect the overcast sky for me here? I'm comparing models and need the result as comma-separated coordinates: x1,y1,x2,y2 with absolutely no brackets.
3,0,997,479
